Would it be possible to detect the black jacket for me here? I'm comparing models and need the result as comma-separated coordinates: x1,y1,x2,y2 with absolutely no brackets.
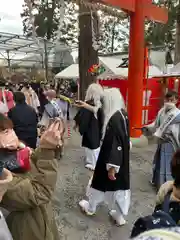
8,103,38,148
74,101,103,150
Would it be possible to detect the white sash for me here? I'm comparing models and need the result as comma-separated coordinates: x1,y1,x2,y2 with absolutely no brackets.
51,100,62,116
154,108,180,138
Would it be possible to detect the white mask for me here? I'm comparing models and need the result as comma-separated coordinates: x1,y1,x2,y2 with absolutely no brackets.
164,102,176,110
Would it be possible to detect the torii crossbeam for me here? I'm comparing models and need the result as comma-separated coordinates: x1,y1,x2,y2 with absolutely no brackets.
97,0,168,137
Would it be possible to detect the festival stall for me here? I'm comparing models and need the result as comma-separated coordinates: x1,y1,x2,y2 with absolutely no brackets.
55,56,164,124
154,63,180,107
96,57,164,125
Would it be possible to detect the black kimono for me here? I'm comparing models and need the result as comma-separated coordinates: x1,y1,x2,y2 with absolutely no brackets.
74,101,102,150
91,109,130,192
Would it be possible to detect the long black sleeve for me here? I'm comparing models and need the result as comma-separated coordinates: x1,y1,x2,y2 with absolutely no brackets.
78,108,91,136
108,134,123,167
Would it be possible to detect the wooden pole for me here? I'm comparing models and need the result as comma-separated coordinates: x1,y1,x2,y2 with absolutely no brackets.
78,4,98,100
128,0,145,137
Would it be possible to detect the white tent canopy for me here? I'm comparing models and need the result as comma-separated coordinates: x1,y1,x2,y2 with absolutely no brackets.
154,63,180,78
98,57,163,79
170,63,180,73
55,56,163,79
55,64,79,79
164,63,180,77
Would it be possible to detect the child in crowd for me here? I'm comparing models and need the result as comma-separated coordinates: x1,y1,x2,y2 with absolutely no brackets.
155,149,180,224
156,149,180,204
0,113,28,150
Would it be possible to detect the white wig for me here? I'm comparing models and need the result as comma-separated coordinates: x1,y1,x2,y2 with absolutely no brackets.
85,83,104,108
102,88,126,138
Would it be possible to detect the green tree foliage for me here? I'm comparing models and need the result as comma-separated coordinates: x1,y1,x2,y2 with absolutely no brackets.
146,0,178,47
21,1,129,53
99,15,129,53
21,0,78,44
21,0,180,53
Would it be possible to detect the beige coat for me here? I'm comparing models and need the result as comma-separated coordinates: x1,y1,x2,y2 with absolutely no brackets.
1,148,59,240
156,180,180,205
21,87,40,113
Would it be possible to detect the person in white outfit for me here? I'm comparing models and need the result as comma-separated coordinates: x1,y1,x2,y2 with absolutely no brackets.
79,88,131,226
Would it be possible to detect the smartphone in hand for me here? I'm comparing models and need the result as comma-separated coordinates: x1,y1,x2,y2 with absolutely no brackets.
74,100,83,105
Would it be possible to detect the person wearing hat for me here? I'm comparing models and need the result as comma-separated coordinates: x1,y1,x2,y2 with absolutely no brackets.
39,90,63,129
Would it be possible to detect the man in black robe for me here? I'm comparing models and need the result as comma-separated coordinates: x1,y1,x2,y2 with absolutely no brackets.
79,88,131,226
74,83,104,171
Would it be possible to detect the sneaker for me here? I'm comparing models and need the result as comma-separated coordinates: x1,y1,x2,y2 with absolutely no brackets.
85,164,95,171
109,210,126,226
79,200,95,216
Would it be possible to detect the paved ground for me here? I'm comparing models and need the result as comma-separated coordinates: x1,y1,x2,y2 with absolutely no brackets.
53,129,157,240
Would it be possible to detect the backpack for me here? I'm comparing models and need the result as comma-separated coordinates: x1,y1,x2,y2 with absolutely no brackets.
130,191,177,238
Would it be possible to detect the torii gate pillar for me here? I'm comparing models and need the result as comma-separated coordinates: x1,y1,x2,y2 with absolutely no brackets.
128,0,145,138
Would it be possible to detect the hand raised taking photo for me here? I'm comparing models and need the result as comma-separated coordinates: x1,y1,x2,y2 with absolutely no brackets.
39,118,64,149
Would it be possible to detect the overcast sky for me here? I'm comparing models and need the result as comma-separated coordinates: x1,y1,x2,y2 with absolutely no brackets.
0,0,23,34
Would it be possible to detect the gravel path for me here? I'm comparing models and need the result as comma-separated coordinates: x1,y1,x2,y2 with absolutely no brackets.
53,131,157,240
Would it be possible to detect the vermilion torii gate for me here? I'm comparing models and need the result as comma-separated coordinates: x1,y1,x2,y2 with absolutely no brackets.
97,0,168,138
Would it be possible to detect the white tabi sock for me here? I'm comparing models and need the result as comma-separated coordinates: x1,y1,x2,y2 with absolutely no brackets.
109,210,126,226
79,200,96,216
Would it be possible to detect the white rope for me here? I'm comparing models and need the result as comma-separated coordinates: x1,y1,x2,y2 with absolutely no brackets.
79,0,126,19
